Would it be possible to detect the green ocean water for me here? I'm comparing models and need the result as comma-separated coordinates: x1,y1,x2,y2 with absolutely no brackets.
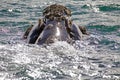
0,0,120,80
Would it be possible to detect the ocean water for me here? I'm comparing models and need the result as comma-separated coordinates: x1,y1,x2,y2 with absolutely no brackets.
0,0,120,80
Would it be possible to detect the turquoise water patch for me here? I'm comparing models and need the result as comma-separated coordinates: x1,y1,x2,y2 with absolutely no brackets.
117,33,120,36
66,4,79,11
0,9,21,17
98,4,120,11
72,18,80,21
81,4,91,9
0,41,8,44
88,25,120,33
15,68,34,80
72,11,88,15
0,21,29,27
100,39,115,45
113,61,120,67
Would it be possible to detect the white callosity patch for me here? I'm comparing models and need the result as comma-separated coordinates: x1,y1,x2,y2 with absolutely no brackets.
56,27,60,37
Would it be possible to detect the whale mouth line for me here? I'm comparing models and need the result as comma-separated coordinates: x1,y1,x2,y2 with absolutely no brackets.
46,36,60,44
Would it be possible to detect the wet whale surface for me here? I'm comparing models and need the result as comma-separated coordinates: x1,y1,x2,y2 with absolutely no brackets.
36,20,71,45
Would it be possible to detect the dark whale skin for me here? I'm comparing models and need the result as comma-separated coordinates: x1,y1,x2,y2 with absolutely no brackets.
35,20,71,45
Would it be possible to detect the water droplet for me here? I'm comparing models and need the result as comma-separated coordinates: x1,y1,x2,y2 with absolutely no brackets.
93,7,100,12
8,9,13,12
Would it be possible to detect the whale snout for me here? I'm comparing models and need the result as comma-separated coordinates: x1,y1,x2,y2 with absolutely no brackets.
35,21,71,45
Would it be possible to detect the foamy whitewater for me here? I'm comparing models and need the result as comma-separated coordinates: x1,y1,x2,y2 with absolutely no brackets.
0,0,120,80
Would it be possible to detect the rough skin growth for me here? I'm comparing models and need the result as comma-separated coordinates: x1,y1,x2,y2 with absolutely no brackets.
43,4,71,20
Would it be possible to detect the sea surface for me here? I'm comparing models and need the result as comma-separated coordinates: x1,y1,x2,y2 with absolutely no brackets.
0,0,120,80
